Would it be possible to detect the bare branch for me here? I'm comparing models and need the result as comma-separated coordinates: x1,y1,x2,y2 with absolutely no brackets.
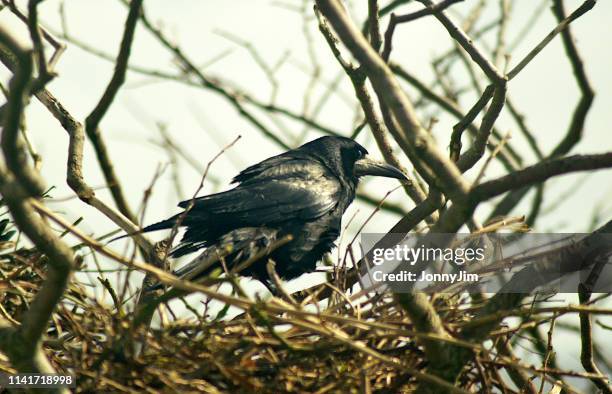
367,0,382,51
27,0,56,90
315,0,469,202
456,82,507,172
549,0,595,157
417,0,505,84
401,0,465,23
474,152,612,201
0,27,45,196
0,24,74,383
315,8,428,206
84,0,143,224
507,0,596,80
381,0,464,62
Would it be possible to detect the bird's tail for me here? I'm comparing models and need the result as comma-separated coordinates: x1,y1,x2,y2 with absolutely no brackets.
109,214,180,243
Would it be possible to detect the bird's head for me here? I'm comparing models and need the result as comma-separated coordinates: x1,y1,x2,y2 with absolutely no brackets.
299,136,408,184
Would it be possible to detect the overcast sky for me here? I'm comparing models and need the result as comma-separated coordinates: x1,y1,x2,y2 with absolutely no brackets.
1,1,611,384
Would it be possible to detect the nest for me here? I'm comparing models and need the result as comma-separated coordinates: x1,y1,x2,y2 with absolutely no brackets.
0,243,489,393
2,213,602,394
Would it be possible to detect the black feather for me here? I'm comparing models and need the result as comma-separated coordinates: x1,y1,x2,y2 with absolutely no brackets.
133,136,404,287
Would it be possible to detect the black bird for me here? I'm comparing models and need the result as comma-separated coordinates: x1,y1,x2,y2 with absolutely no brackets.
139,136,407,289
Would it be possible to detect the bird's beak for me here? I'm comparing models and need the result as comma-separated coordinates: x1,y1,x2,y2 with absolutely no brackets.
354,157,408,181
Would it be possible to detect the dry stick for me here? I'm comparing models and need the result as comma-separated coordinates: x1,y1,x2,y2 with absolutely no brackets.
32,89,152,253
396,0,464,24
51,29,344,140
429,47,524,172
395,292,453,368
576,259,612,393
134,135,241,322
301,71,345,141
127,0,290,150
505,98,543,160
473,354,492,393
315,1,470,203
392,64,519,172
266,260,298,306
496,99,543,244
449,84,494,163
32,196,490,350
493,0,510,69
507,0,596,81
27,0,55,89
472,131,511,186
314,4,471,392
151,121,221,186
507,0,548,53
299,2,322,133
367,0,382,52
433,152,612,234
456,81,507,172
495,338,538,394
0,3,156,254
413,0,510,177
121,163,167,305
430,5,496,78
84,0,143,225
53,19,403,217
0,27,72,387
0,29,45,197
549,0,595,158
315,9,428,207
418,0,505,84
381,0,464,61
162,135,242,265
474,153,612,201
539,313,558,393
488,0,595,222
483,361,609,382
2,0,63,51
377,77,453,191
458,305,612,332
19,118,43,170
2,0,66,82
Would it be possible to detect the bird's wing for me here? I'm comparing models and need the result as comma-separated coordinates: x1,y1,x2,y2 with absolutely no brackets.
178,156,341,226
230,152,311,184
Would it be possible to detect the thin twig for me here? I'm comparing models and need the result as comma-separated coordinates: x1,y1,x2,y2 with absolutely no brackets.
507,0,596,80
84,0,144,224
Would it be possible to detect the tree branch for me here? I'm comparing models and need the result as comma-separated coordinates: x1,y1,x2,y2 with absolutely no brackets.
315,0,469,202
0,27,44,196
84,0,144,225
474,152,612,201
0,24,74,386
